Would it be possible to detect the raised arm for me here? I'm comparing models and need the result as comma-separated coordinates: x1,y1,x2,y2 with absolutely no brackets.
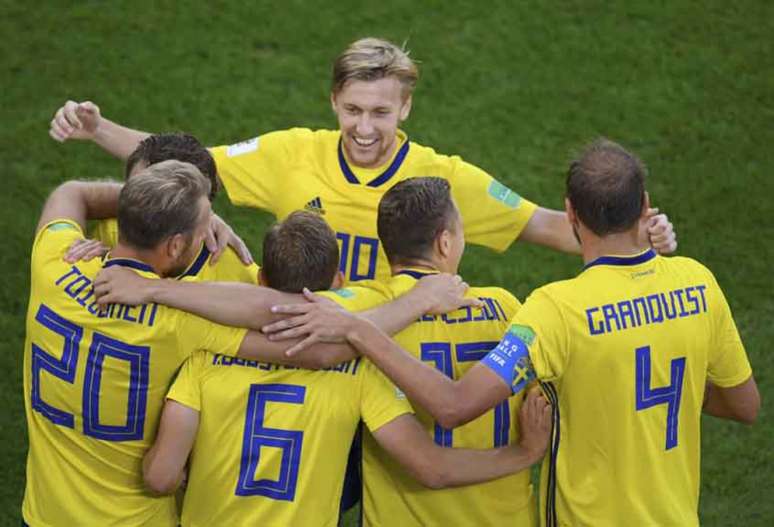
49,100,151,160
372,388,550,489
93,267,296,329
37,180,123,234
519,206,677,255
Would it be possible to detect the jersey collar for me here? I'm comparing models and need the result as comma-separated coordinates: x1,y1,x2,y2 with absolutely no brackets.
177,244,210,279
337,131,410,188
395,267,440,279
103,256,154,273
582,248,657,271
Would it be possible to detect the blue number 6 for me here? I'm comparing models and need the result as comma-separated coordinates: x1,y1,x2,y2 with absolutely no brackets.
635,345,686,450
236,384,306,501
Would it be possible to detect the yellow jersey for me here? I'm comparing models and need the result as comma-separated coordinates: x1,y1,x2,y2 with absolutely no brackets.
333,270,534,527
168,285,411,527
91,218,260,284
486,249,752,527
22,220,248,527
211,129,537,283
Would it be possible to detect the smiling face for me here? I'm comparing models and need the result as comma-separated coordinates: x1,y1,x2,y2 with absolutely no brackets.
331,76,412,169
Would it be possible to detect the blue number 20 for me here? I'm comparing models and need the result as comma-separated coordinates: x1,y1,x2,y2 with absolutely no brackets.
31,304,150,441
421,341,510,447
236,384,306,501
634,345,686,450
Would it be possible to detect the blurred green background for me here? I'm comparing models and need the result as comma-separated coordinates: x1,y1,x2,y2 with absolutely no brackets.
2,1,772,525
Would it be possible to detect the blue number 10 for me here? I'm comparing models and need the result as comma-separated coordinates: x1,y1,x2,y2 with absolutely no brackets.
31,303,150,441
634,345,686,450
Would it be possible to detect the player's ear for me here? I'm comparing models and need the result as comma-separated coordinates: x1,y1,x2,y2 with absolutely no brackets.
399,94,412,121
641,191,651,217
564,197,577,224
330,92,338,114
331,271,345,289
436,228,452,259
166,233,186,260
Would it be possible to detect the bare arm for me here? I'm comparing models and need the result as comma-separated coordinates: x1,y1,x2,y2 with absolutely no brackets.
93,269,297,330
238,330,356,369
143,400,199,495
37,181,123,234
372,389,550,489
703,376,760,425
49,100,150,160
349,318,512,428
519,206,677,255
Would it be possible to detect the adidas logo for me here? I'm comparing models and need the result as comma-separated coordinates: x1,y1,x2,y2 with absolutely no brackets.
304,196,326,215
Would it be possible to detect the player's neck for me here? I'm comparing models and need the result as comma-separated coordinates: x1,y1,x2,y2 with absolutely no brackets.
110,243,164,276
581,230,649,265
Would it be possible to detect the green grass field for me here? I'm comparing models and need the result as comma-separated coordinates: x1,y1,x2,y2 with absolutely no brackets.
2,1,772,525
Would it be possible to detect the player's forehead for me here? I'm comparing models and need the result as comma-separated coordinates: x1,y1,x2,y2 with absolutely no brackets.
335,77,404,108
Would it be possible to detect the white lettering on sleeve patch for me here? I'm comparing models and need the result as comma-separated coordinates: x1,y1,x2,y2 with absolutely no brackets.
226,137,259,157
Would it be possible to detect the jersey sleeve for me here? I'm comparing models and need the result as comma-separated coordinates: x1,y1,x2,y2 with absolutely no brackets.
480,287,567,393
31,220,85,273
89,219,119,247
446,157,538,252
705,274,752,387
166,352,205,411
209,128,312,213
176,312,249,358
359,359,414,432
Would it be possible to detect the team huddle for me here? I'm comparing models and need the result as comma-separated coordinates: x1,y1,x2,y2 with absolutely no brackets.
25,38,758,526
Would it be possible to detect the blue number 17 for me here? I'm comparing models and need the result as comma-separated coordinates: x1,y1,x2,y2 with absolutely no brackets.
421,341,510,447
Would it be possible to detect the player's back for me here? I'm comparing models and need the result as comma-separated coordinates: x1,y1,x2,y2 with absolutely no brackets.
525,250,751,526
172,351,409,527
362,270,535,527
22,222,245,526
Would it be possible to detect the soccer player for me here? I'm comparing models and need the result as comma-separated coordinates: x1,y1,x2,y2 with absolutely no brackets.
93,177,538,525
23,160,410,526
138,207,551,527
65,132,258,283
48,38,677,284
269,140,760,526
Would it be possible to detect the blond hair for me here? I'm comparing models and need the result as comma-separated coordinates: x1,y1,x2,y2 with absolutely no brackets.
332,38,418,98
118,160,211,249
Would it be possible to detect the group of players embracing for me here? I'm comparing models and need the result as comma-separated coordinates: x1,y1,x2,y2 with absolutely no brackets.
25,37,758,527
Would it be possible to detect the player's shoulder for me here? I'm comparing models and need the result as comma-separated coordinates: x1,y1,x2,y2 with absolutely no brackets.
32,219,85,270
657,254,714,278
468,285,519,304
320,280,391,311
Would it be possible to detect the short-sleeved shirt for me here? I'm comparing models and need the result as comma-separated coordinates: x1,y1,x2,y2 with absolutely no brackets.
169,351,412,527
211,129,537,283
486,249,752,527
22,220,248,527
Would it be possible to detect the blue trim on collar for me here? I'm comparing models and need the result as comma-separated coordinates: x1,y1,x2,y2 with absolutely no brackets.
104,258,154,273
396,269,438,279
178,245,210,279
337,138,410,188
583,249,657,271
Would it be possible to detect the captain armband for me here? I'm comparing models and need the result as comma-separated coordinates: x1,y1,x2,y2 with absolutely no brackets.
481,325,536,395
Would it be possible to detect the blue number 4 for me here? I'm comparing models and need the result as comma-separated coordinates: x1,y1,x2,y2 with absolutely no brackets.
237,384,306,501
635,345,686,450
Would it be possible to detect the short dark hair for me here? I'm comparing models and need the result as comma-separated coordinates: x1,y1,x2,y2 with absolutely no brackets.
377,177,457,265
125,133,219,201
118,160,211,250
566,139,647,236
262,211,340,293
